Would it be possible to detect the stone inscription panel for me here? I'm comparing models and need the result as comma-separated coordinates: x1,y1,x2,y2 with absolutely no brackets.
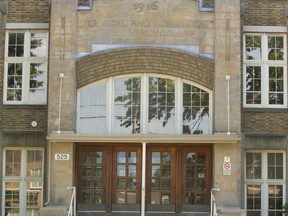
77,0,212,45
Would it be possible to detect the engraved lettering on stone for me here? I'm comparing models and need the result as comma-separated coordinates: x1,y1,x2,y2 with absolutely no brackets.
133,1,158,12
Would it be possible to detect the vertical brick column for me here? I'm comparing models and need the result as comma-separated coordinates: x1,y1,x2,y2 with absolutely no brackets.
214,0,241,134
48,0,78,133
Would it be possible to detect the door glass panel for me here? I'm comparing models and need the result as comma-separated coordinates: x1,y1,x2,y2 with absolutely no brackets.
149,151,173,205
115,151,138,204
183,150,210,211
81,150,104,204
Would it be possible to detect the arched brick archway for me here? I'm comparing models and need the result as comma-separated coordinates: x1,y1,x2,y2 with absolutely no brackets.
76,47,214,90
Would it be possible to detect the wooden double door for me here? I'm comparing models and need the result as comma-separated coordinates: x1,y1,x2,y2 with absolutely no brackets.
76,144,212,213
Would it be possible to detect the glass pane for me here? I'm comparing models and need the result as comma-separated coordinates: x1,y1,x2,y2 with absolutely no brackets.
128,179,136,190
27,150,43,177
5,150,21,176
94,179,102,189
128,165,136,177
128,152,137,163
186,167,195,178
117,165,126,177
5,182,20,207
30,32,47,57
246,185,261,210
117,152,126,163
29,63,46,88
127,192,136,204
26,182,42,207
152,152,160,164
151,192,161,204
116,192,125,204
162,152,171,164
117,179,126,189
152,165,160,177
162,166,171,177
245,66,262,105
186,153,196,164
94,192,102,204
186,179,194,190
162,179,171,189
268,36,284,60
246,153,262,179
197,153,206,164
268,153,283,179
151,179,160,190
185,192,195,205
8,33,24,57
245,35,262,60
162,193,171,204
83,166,92,176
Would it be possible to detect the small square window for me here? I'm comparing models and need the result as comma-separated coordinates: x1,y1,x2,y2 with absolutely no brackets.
199,0,214,12
77,0,92,10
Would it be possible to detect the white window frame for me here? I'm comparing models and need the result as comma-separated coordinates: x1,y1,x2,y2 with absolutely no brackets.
244,150,286,216
3,30,49,105
243,33,287,108
2,148,44,216
77,73,213,134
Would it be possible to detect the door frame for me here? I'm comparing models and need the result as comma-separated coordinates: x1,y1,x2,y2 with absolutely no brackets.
75,143,213,214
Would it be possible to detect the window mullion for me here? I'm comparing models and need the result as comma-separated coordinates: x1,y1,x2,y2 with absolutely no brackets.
107,77,113,133
141,73,148,134
175,78,182,134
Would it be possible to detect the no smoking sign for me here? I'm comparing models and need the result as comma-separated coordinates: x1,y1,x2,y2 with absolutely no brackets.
223,162,231,176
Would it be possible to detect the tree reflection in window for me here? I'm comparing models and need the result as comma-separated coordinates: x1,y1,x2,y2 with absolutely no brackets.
114,77,141,134
183,83,209,134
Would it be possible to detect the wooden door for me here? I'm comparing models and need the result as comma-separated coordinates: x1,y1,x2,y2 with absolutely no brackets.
146,146,176,212
111,146,142,211
76,145,107,211
181,147,212,212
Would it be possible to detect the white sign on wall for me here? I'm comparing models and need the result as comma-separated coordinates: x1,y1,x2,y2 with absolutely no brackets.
223,162,231,176
55,153,70,161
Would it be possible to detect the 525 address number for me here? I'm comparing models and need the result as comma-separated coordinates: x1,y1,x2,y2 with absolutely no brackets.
55,153,70,160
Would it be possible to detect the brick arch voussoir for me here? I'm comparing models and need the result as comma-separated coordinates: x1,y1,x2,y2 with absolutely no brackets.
76,47,214,90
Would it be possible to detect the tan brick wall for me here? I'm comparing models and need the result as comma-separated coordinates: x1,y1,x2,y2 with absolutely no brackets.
1,106,48,131
7,0,50,23
242,110,288,134
76,47,215,90
242,0,286,26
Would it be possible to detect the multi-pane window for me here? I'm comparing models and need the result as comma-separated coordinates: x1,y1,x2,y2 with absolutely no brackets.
245,151,285,216
78,74,211,134
3,148,44,216
243,34,287,108
4,31,48,104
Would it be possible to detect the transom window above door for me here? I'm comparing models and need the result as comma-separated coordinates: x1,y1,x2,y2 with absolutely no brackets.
77,74,212,134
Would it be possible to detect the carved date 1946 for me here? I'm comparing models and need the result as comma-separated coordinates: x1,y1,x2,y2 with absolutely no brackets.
133,1,159,12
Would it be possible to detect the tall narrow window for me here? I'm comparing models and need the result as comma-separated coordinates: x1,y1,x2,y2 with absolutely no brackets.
245,151,285,216
3,148,44,216
243,34,287,108
4,31,48,104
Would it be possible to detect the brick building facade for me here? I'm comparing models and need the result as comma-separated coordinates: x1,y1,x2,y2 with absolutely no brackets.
0,0,286,216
